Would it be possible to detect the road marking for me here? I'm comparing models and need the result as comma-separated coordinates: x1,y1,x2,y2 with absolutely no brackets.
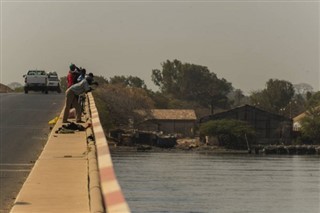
0,164,34,172
0,169,30,172
0,164,33,166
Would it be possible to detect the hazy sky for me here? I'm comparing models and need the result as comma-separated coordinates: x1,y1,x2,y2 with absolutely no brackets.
1,1,319,94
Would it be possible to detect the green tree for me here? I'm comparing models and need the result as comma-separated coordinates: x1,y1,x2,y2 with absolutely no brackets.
7,82,23,90
147,91,170,108
300,107,320,144
94,76,109,86
200,119,255,149
293,83,313,95
14,87,24,93
306,91,320,108
250,79,295,114
110,75,146,89
93,83,154,129
289,94,307,118
228,89,250,107
152,59,232,113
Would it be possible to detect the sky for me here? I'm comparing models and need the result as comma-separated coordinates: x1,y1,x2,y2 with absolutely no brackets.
1,0,319,94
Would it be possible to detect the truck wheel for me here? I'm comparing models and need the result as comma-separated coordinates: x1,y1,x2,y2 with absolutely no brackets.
24,88,28,94
45,90,48,94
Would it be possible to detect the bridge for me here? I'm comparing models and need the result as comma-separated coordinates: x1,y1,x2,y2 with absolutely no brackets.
5,93,130,213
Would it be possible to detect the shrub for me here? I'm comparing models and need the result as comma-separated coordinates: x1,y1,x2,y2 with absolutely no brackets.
300,107,320,144
200,119,255,149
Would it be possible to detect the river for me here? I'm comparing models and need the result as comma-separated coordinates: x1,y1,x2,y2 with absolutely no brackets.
111,149,320,213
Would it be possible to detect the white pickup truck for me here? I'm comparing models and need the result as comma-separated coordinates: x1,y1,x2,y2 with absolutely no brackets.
47,72,61,93
23,70,48,94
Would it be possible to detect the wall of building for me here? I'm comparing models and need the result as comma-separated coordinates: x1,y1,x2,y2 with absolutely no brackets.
136,120,195,137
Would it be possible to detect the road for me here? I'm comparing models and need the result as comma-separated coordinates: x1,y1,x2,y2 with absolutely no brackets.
0,92,65,213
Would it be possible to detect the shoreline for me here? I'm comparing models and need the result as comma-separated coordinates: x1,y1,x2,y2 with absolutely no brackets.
108,142,320,156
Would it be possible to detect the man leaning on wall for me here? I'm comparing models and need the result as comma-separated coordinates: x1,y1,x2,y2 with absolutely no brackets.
63,73,98,123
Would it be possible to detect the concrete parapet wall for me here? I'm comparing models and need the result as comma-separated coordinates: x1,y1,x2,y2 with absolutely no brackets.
87,93,130,213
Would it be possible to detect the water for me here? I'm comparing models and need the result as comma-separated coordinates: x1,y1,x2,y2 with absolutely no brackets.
111,149,320,213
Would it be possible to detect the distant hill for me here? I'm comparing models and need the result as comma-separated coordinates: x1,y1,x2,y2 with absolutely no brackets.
0,83,13,93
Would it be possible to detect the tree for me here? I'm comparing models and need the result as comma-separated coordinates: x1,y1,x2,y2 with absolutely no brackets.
6,82,24,93
7,82,23,90
14,87,24,93
200,119,255,149
250,79,295,114
93,76,109,86
306,91,320,108
293,83,313,95
297,91,320,144
300,107,320,144
93,84,154,129
147,91,170,109
289,94,307,118
152,59,232,113
228,89,249,107
110,75,146,89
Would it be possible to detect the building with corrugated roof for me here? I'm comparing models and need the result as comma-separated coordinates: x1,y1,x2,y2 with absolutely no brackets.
135,109,197,137
200,105,293,145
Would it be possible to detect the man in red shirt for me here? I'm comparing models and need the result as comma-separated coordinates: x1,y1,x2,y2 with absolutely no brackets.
67,64,79,88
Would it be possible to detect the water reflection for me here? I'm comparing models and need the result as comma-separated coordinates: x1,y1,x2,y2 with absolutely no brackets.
111,150,320,213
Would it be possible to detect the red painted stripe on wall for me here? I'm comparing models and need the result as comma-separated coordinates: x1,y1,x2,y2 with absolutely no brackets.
105,191,127,206
99,167,116,182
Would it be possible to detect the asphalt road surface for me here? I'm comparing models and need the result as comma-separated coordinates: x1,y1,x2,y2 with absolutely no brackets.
0,92,65,213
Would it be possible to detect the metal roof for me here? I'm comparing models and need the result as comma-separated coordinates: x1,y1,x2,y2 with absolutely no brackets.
136,109,197,120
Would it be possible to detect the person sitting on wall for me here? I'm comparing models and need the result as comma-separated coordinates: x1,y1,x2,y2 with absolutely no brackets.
63,73,98,123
